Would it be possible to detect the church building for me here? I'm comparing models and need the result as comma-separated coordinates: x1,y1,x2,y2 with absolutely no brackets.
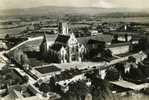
40,21,140,63
40,22,86,63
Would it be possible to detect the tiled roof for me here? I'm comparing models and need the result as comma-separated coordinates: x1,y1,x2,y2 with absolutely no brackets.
50,43,64,52
77,34,113,45
106,42,130,48
88,39,105,44
49,35,70,52
131,35,141,41
55,35,70,44
110,32,139,36
91,35,113,42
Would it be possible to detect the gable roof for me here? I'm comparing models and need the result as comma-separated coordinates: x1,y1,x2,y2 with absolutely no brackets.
50,43,64,52
55,35,70,44
91,35,113,43
106,42,130,48
77,34,113,46
110,32,139,36
77,37,90,46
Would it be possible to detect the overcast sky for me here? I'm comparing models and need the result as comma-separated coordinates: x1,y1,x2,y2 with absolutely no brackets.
0,0,148,9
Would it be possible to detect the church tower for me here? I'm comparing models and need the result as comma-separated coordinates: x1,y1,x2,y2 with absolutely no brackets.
58,22,69,35
40,33,48,57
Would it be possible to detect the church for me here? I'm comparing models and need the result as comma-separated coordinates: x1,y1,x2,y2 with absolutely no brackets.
40,22,86,63
40,22,140,63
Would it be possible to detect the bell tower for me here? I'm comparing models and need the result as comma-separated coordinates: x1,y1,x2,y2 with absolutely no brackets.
58,21,69,35
40,33,48,57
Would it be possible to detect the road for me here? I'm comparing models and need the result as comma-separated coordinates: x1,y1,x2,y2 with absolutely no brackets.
8,36,43,53
110,80,149,91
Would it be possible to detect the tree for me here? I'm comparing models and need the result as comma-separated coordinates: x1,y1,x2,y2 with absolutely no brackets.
105,67,120,81
128,64,144,80
10,49,23,64
20,53,29,65
8,49,30,70
91,78,114,100
5,34,10,39
49,77,56,92
22,75,29,84
82,27,89,35
128,56,136,63
66,81,89,100
85,69,115,100
138,37,148,51
39,83,50,94
102,49,113,58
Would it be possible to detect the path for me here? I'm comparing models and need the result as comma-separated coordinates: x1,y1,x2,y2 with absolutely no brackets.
110,80,149,91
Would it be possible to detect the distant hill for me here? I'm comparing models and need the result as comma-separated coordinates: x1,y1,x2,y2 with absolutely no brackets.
0,6,149,17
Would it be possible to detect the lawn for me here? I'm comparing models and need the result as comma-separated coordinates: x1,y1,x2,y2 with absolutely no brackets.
35,65,61,74
26,51,50,67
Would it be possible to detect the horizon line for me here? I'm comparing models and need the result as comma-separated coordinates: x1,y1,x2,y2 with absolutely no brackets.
0,5,147,11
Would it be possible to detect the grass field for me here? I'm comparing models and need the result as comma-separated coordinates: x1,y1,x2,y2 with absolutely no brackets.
0,26,26,38
35,65,61,74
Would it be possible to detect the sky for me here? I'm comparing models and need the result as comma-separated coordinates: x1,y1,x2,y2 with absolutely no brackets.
0,0,148,9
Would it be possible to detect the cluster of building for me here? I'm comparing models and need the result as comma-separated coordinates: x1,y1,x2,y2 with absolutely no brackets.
39,21,140,63
0,20,148,100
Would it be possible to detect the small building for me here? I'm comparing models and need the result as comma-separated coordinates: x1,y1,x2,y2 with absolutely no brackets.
106,43,130,55
77,34,113,53
111,32,134,43
0,56,7,70
0,40,8,51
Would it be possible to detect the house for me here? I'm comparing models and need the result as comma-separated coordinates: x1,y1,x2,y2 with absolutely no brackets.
111,32,134,43
106,43,130,55
77,34,113,53
1,84,60,100
0,40,7,51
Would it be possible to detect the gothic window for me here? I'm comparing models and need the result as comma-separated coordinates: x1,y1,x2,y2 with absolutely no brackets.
72,46,75,53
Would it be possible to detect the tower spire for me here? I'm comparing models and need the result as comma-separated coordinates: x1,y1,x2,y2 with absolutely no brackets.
58,21,69,35
43,31,47,42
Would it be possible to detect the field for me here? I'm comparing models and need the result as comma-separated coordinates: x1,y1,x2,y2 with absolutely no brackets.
1,16,149,38
0,26,26,38
35,65,61,74
100,17,149,23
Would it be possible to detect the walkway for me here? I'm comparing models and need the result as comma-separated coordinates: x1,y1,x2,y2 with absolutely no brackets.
14,68,36,84
110,80,149,91
7,36,43,53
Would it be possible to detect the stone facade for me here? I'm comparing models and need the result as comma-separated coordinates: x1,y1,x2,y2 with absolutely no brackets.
40,33,86,63
40,22,86,63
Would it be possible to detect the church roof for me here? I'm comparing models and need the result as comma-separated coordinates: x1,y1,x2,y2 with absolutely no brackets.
55,35,70,44
49,34,71,52
50,43,65,52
